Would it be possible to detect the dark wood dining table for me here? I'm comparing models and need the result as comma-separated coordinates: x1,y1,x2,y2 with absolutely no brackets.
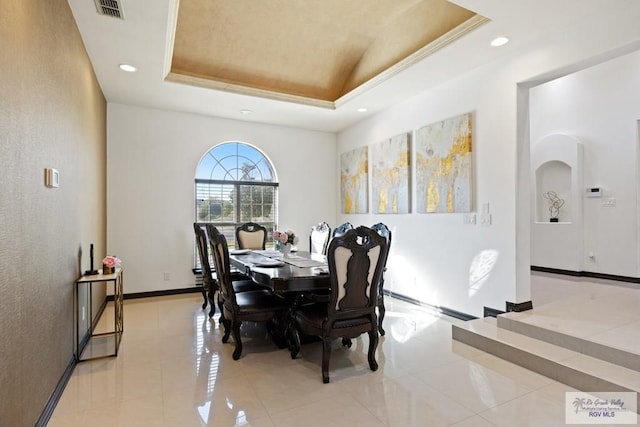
228,249,331,348
228,249,331,293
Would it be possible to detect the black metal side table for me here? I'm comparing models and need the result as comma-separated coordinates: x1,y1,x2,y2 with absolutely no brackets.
74,268,123,361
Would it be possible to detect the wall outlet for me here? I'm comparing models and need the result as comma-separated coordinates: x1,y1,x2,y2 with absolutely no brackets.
480,213,492,226
163,272,171,281
602,198,616,207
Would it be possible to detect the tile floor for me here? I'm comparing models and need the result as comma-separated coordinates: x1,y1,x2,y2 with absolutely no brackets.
48,273,639,426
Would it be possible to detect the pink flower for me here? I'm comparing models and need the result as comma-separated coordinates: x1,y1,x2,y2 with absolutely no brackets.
102,255,121,268
273,229,298,245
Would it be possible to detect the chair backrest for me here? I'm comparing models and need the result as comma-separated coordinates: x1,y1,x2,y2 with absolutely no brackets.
236,222,267,250
208,224,238,307
371,222,391,266
310,222,331,255
332,222,353,238
193,223,215,291
326,226,388,318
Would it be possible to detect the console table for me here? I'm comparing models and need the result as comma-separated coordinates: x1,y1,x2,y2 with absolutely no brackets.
74,268,123,361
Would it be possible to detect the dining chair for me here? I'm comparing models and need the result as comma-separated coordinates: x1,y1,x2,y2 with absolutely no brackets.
331,221,353,238
193,223,218,318
236,222,268,250
372,222,392,336
289,225,388,383
209,226,288,360
309,221,331,255
206,224,271,310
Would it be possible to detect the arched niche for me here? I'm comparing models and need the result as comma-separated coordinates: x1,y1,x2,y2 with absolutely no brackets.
530,134,584,271
531,134,583,223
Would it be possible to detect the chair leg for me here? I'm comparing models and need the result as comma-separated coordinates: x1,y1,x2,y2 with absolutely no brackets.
322,337,331,384
289,327,301,359
367,331,379,372
221,313,231,343
217,293,225,324
201,286,208,309
378,294,386,336
231,320,243,360
208,288,216,319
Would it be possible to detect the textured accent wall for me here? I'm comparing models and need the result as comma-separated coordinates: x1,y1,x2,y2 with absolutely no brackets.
0,0,106,425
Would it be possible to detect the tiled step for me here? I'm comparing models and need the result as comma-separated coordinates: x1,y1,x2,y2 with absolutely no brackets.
497,311,640,372
452,318,640,413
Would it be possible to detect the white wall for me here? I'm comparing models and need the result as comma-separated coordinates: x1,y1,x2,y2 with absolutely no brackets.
530,50,640,277
337,65,519,317
107,104,336,294
337,23,640,317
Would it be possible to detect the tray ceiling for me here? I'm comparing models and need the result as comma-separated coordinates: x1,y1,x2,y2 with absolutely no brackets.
167,0,486,108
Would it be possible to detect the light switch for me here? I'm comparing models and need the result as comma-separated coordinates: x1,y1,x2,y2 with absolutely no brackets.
45,168,59,188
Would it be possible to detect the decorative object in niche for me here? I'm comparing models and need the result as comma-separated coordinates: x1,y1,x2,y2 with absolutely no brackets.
415,112,472,213
543,191,565,222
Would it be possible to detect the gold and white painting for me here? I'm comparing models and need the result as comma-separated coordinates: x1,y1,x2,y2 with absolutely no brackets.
415,112,472,213
371,132,411,214
340,146,368,213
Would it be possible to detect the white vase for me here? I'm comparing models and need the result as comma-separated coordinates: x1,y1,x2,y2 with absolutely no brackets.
280,243,291,256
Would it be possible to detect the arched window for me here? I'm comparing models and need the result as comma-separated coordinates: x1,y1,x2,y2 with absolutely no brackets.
195,142,278,255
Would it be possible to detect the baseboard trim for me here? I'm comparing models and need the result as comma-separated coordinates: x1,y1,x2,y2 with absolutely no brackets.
35,356,76,427
484,306,505,318
531,266,640,283
385,290,477,321
506,300,533,312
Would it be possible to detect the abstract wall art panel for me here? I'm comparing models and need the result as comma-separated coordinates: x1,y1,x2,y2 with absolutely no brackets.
340,146,368,213
371,132,411,214
415,112,473,213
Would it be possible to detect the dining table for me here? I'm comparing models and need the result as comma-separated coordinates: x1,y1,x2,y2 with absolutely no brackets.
228,249,331,348
228,249,331,294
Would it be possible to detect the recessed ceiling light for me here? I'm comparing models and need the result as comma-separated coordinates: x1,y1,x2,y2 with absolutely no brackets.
490,36,509,47
357,107,368,113
119,64,137,72
239,109,252,115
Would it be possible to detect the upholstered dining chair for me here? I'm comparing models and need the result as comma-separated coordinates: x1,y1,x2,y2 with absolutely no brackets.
206,224,270,311
372,223,392,336
310,221,331,255
290,225,388,383
193,223,217,318
331,221,353,238
209,226,288,360
236,222,268,250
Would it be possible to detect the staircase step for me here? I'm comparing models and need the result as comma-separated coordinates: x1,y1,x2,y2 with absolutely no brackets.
452,318,640,413
498,311,640,372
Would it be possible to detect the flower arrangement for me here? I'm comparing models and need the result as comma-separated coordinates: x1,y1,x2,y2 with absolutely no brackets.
102,255,121,274
102,255,122,268
272,229,299,246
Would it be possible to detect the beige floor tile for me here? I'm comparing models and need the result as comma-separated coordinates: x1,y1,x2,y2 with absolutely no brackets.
416,359,535,413
268,393,385,427
50,273,640,427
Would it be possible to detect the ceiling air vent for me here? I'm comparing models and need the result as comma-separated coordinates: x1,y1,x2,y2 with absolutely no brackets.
94,0,124,19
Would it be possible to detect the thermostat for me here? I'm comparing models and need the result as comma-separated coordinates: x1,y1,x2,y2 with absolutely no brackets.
585,187,601,197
